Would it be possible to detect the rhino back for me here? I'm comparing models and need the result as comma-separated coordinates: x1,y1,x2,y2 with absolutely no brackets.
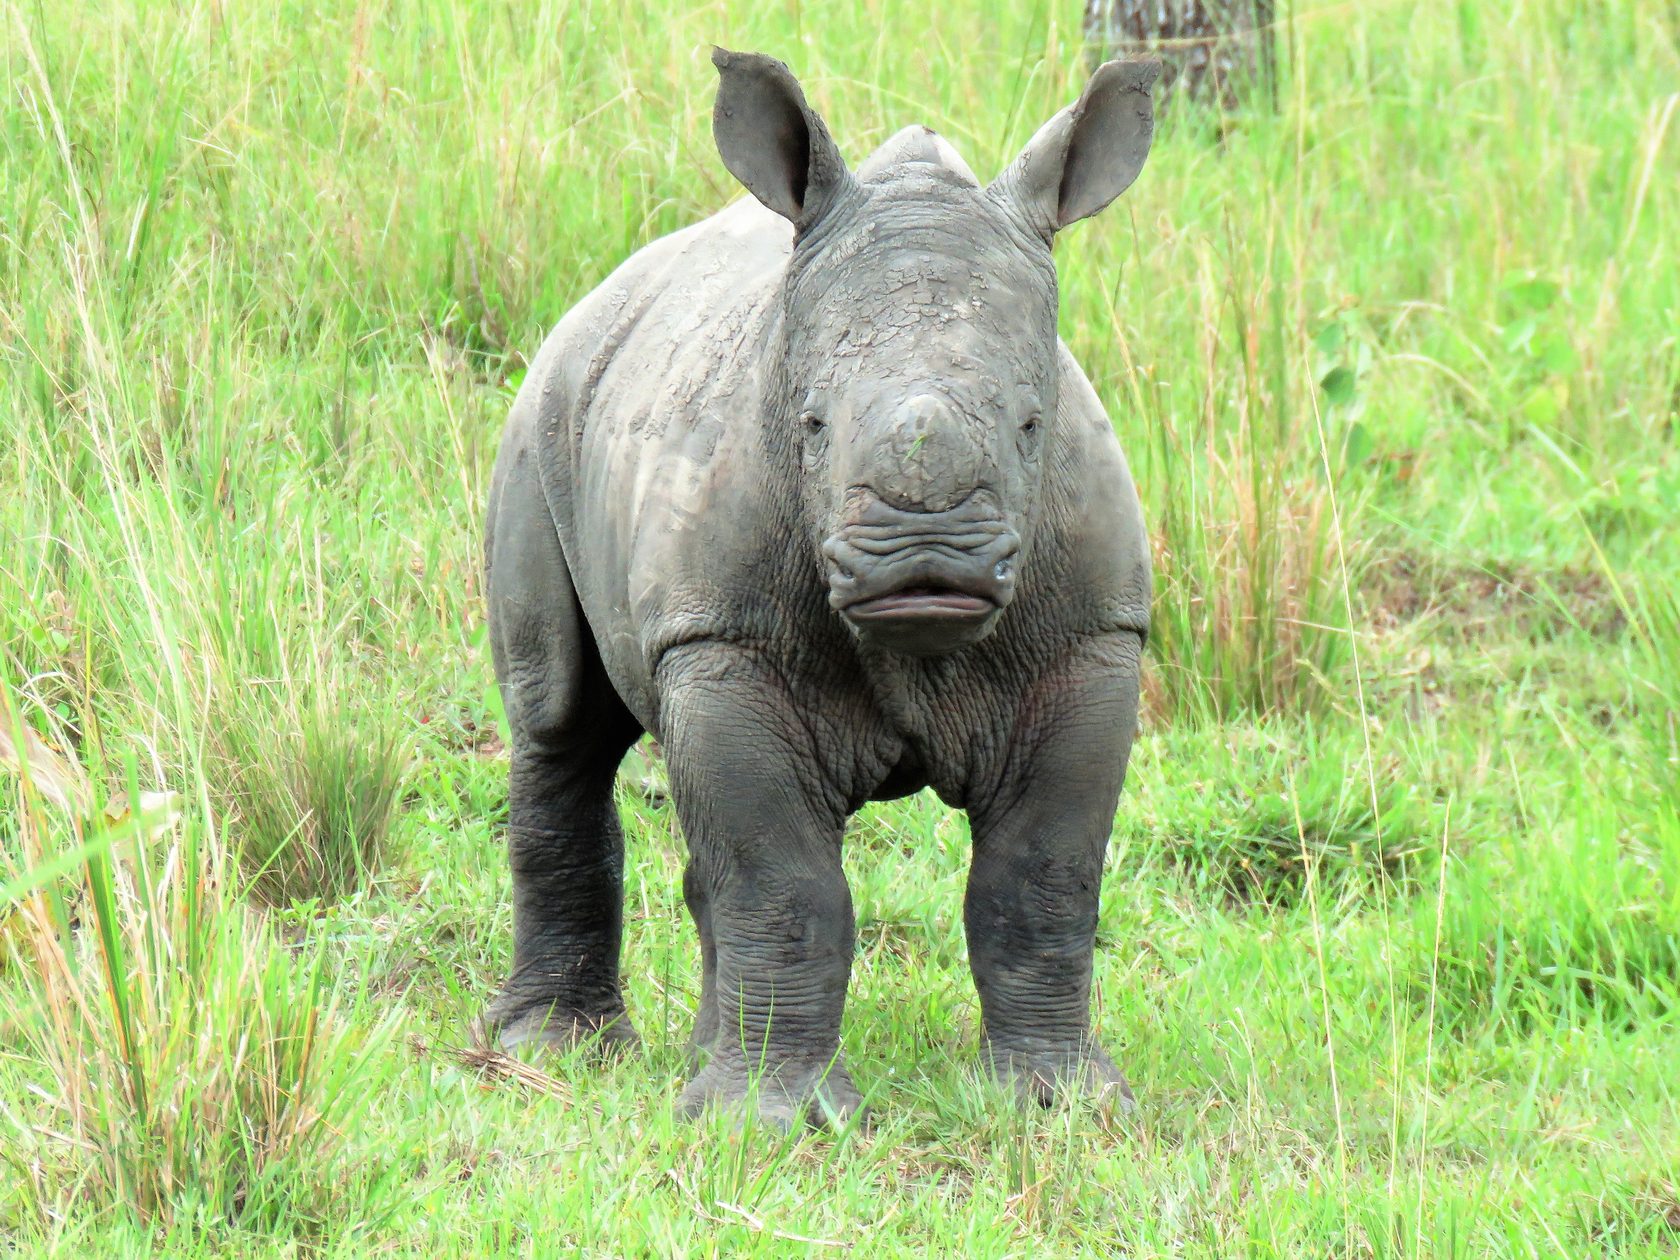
514,198,800,728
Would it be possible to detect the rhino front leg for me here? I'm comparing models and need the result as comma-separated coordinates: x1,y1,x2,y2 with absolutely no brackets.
682,861,720,1066
658,643,862,1131
964,632,1144,1109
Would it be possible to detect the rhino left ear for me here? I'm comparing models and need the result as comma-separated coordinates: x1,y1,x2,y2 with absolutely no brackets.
990,59,1159,240
711,47,853,227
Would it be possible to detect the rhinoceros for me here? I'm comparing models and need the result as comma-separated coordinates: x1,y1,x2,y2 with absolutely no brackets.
483,49,1157,1128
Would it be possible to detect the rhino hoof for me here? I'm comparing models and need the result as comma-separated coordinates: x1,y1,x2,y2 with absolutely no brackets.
485,998,641,1058
983,1042,1137,1114
677,1058,867,1133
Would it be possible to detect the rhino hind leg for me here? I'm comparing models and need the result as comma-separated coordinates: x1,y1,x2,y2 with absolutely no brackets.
485,726,641,1055
484,443,643,1055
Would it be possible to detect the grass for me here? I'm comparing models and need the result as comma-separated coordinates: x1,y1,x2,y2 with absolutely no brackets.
0,721,388,1236
2,0,1678,1253
211,663,407,905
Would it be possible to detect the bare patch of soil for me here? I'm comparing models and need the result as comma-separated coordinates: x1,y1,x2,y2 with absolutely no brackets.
1366,553,1626,642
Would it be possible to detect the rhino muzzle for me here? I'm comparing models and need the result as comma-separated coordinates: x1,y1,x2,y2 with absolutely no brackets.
822,489,1020,656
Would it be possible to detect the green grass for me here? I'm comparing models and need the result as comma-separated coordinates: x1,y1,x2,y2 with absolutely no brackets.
3,0,1679,1253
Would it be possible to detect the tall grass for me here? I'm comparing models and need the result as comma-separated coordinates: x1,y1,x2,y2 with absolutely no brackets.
209,662,406,905
1141,373,1356,722
2,9,414,905
1628,583,1680,812
1,703,387,1231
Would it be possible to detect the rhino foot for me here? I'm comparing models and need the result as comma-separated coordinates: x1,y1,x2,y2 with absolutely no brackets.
677,1056,865,1133
485,995,640,1057
983,1041,1136,1113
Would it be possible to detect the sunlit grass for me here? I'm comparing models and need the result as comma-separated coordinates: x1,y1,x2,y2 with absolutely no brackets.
0,710,389,1235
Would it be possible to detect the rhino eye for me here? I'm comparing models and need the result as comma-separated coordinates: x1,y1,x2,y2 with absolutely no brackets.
803,412,826,434
1016,404,1044,460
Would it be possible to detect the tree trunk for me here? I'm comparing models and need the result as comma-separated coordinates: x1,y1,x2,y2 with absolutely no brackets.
1083,0,1278,111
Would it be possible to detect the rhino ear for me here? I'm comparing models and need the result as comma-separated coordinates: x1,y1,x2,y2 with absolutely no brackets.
990,59,1158,240
711,48,852,226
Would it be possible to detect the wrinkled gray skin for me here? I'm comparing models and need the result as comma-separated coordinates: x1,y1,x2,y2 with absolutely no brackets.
483,49,1157,1129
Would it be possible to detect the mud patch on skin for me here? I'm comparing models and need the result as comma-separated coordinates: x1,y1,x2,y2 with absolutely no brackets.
1365,551,1626,642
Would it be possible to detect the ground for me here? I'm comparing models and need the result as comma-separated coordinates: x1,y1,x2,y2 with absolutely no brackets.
1,1,1678,1256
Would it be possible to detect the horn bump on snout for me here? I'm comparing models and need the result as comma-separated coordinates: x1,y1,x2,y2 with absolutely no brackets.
849,392,995,515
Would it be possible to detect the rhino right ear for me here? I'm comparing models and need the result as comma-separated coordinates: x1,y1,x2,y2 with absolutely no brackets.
989,59,1158,241
711,48,852,227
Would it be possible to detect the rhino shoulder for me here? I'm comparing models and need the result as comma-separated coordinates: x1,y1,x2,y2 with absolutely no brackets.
1044,342,1151,635
544,198,790,379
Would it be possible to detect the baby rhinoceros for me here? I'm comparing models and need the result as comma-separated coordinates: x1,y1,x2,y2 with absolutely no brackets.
484,48,1158,1129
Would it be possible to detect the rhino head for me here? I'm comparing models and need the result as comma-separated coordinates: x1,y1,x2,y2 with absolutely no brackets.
712,49,1157,656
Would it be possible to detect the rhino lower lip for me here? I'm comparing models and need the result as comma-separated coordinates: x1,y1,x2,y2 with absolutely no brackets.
843,588,997,619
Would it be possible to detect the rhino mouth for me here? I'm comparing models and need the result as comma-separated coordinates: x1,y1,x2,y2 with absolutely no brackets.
841,587,997,620
821,489,1020,654
833,575,1006,656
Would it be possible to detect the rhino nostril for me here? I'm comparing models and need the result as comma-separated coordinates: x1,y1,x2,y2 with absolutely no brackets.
993,558,1013,582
